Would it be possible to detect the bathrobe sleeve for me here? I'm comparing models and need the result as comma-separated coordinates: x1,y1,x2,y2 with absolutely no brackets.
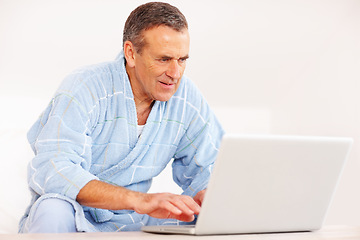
171,79,224,197
27,71,100,201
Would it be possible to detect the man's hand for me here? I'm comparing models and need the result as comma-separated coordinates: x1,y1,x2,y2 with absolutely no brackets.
134,192,201,222
193,189,206,206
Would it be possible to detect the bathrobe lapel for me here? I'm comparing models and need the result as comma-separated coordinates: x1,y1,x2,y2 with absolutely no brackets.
96,73,164,182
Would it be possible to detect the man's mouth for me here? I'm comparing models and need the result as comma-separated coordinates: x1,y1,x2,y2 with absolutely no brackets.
159,81,174,86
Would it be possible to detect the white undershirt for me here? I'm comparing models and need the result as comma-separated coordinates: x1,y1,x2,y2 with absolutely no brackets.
137,125,145,138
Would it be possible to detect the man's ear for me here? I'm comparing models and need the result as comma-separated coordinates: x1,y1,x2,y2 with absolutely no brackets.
124,41,136,68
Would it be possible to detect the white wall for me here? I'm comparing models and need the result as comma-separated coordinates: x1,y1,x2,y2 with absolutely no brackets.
1,0,359,226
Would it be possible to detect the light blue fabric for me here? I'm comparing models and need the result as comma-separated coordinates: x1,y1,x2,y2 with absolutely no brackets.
19,51,224,232
27,198,77,233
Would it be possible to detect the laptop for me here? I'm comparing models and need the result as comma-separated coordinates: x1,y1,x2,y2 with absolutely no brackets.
141,134,353,235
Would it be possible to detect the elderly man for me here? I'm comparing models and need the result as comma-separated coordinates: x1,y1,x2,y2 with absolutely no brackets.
19,2,224,233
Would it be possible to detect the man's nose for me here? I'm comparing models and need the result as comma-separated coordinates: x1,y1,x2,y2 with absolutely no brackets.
166,60,181,79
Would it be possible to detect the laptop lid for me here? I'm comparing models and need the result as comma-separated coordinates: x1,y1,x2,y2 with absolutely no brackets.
194,134,353,235
141,134,353,235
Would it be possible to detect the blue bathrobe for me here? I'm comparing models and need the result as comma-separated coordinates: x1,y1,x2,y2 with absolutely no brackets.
19,52,224,232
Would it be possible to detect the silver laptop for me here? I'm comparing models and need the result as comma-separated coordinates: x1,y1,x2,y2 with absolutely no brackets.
142,134,353,235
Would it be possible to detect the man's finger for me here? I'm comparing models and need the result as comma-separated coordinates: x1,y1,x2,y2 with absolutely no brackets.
170,198,195,216
158,201,195,222
193,190,206,207
160,201,182,216
166,196,200,219
180,196,201,215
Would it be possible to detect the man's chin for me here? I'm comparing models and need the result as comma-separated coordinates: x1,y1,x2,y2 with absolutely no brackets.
156,97,172,102
154,94,174,102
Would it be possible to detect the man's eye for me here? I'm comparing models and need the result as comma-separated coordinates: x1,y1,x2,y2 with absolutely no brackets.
159,58,170,62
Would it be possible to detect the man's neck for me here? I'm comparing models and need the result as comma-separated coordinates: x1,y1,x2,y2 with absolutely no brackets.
125,64,154,125
135,100,154,125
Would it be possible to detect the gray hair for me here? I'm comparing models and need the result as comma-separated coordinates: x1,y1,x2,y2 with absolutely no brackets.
123,2,188,53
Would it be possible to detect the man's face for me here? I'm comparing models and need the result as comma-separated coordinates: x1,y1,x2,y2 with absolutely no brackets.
127,25,190,103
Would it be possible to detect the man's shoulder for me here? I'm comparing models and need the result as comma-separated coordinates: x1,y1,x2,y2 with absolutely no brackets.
68,59,122,81
58,58,126,95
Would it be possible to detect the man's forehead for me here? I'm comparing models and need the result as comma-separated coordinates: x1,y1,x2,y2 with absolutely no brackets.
142,26,189,44
141,26,190,57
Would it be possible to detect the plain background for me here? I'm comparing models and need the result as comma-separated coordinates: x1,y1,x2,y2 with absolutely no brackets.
0,0,359,227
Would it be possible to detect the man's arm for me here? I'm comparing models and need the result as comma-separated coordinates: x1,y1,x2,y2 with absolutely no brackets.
76,180,201,222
